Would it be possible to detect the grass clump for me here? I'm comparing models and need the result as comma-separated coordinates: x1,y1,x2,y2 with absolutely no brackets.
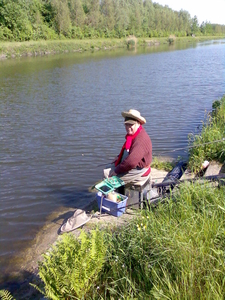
127,39,135,48
188,95,225,173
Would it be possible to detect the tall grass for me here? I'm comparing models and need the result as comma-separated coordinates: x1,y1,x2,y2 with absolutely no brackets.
89,182,224,299
188,95,225,173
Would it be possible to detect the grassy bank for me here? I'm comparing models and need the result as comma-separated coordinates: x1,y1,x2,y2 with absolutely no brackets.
0,36,223,60
0,38,127,59
22,181,224,300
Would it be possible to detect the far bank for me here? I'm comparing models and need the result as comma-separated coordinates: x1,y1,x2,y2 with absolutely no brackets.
0,36,224,60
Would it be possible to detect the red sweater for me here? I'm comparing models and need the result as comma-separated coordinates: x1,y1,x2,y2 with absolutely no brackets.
114,127,152,174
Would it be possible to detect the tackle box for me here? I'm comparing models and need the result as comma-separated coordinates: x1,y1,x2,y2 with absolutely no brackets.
96,191,128,217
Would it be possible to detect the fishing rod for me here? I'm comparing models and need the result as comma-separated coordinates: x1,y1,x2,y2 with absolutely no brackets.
96,138,225,167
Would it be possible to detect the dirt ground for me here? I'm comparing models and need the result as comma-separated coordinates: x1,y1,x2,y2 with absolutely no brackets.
1,162,224,299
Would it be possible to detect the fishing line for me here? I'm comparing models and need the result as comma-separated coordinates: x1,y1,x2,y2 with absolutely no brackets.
96,138,225,167
155,138,225,154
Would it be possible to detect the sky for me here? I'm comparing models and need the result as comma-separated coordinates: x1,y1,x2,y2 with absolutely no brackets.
155,0,225,25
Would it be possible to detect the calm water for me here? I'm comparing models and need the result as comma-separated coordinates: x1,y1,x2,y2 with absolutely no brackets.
0,39,225,280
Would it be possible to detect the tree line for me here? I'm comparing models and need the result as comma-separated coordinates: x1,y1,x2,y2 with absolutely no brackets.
0,0,225,41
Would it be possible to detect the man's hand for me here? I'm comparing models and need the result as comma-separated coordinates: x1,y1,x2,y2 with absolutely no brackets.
109,170,117,177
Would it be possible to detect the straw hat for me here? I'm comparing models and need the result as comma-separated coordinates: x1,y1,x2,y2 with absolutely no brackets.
60,209,91,233
121,109,146,124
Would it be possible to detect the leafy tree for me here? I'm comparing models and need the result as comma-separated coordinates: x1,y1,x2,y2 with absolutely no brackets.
153,3,163,32
68,0,85,27
143,0,155,36
0,0,225,41
200,21,213,35
52,0,71,36
191,15,199,34
128,0,144,35
85,0,101,28
178,10,191,35
41,0,56,26
100,0,115,31
114,0,130,37
0,0,33,40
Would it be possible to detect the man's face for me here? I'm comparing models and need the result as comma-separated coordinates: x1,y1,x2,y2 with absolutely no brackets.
125,122,139,135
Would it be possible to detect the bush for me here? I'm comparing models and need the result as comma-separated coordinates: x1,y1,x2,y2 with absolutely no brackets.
34,229,107,299
0,26,13,41
127,39,135,48
71,26,84,39
32,24,58,40
13,23,33,41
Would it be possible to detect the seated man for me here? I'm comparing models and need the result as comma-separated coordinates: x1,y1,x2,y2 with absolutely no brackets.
104,109,152,184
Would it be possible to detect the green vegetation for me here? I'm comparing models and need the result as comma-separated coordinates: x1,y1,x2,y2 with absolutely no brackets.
188,95,225,173
0,0,225,43
127,38,135,48
0,35,223,59
151,156,173,171
32,229,107,299
0,290,15,300
29,181,225,299
0,38,128,58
